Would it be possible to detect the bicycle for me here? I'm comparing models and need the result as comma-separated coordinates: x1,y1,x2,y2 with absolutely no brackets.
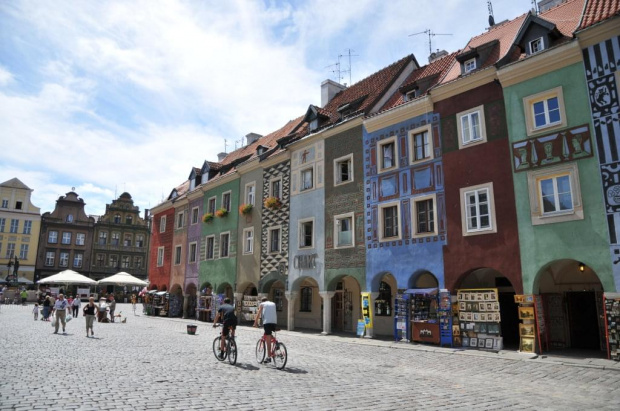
212,324,237,365
255,328,287,370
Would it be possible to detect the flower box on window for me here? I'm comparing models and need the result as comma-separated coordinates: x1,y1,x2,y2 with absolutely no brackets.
202,213,214,223
239,203,253,216
264,196,282,211
215,208,228,218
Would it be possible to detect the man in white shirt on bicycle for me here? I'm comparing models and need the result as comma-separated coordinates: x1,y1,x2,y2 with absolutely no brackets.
253,297,277,363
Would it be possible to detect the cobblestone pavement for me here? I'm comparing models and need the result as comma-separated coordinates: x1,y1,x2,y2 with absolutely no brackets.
1,303,620,410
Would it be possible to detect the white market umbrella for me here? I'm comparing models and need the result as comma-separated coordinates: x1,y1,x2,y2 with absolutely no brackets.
38,270,97,285
97,271,148,287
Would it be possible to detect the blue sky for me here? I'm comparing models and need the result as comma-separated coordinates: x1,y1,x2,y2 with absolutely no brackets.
0,0,534,216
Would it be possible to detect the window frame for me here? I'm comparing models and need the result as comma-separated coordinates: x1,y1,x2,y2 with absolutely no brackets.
243,227,254,255
300,286,313,312
23,220,32,234
121,255,130,268
334,212,355,249
191,207,200,225
19,244,29,260
300,166,314,192
219,232,230,258
188,242,197,263
464,58,476,73
378,201,401,242
5,243,15,259
207,196,217,214
48,230,58,244
334,154,354,186
460,182,498,236
75,233,85,246
157,246,165,267
174,245,182,265
59,251,69,267
268,226,282,254
245,182,256,206
45,251,55,266
529,37,544,54
159,216,167,233
411,194,438,238
527,162,583,225
61,232,72,245
457,105,487,149
0,218,4,232
270,177,282,199
9,219,18,233
377,136,398,174
523,86,567,136
298,218,314,249
98,231,108,245
73,252,83,268
176,211,185,229
222,191,232,212
408,124,434,164
205,235,215,260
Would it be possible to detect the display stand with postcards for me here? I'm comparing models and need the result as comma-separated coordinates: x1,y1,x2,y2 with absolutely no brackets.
393,292,411,342
514,294,545,354
456,288,502,351
438,290,453,347
604,292,620,361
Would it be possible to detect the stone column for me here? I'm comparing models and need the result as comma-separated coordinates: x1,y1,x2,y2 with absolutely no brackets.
285,291,298,331
365,292,380,339
182,293,189,319
319,291,335,335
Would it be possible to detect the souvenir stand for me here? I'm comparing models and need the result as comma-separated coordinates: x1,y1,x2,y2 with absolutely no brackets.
603,293,620,361
456,288,502,351
241,294,259,323
393,291,411,341
438,290,453,347
168,293,183,317
144,290,157,315
197,291,214,322
410,288,440,344
514,294,546,354
152,291,169,317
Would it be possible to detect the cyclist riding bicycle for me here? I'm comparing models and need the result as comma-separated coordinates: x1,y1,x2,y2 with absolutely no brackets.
213,298,237,358
253,297,277,363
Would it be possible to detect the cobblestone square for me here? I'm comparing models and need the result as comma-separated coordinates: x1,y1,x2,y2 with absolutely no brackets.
1,303,619,410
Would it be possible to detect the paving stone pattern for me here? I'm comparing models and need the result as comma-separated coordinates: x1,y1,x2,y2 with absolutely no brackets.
1,304,619,410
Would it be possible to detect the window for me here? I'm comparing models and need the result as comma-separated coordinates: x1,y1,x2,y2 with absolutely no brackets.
123,234,132,247
174,245,182,265
134,256,142,268
23,220,32,234
529,37,544,54
61,232,71,245
409,125,433,163
300,287,312,312
457,105,487,148
19,244,29,260
45,251,55,266
245,183,256,205
10,219,18,233
76,233,85,246
157,247,165,266
334,213,354,248
527,163,583,225
191,207,199,225
274,288,284,311
113,214,121,224
73,253,83,268
523,87,566,136
375,281,392,316
334,154,353,185
15,201,22,210
59,252,69,267
270,179,282,199
98,231,108,245
48,231,58,244
243,228,254,254
109,255,118,268
268,227,281,253
125,215,133,225
66,214,73,223
176,211,185,229
6,243,15,259
206,236,215,260
379,202,400,241
189,242,197,263
222,192,231,212
159,216,167,233
299,219,314,248
464,58,476,73
412,195,437,237
461,183,497,236
0,218,4,232
1,199,7,208
119,255,128,268
301,167,314,191
220,233,230,258
208,197,217,214
378,136,398,173
96,254,105,267
111,232,120,246
136,235,145,247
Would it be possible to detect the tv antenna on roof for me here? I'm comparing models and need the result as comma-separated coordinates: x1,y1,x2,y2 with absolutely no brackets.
326,49,358,86
409,29,453,57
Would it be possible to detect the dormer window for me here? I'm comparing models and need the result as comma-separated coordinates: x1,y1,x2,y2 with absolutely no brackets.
405,89,419,101
464,58,476,73
309,119,318,132
529,37,544,54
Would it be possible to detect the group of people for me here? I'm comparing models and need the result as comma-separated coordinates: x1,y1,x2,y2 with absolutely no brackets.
33,294,82,322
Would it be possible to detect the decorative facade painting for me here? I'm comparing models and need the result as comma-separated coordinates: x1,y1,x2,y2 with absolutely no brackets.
582,35,620,289
511,124,593,172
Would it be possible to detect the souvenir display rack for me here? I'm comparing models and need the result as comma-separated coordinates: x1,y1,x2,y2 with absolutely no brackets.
197,295,213,322
438,290,452,347
456,288,502,351
410,288,440,344
393,292,411,342
514,294,545,354
241,295,259,322
604,293,620,361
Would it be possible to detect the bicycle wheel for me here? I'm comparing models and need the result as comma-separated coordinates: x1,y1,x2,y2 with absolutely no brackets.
213,336,226,361
255,339,266,364
227,338,237,365
273,341,287,370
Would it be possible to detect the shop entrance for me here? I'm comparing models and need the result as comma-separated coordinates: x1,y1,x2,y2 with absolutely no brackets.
332,283,352,333
567,292,600,349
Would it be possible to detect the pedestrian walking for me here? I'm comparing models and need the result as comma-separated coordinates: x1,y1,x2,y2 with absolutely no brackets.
83,297,97,337
71,296,81,318
42,296,51,321
52,294,70,334
109,295,116,322
32,303,39,320
20,289,28,305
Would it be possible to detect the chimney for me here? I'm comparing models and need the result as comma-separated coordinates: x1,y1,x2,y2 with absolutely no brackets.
321,79,346,107
429,50,449,63
246,133,262,146
217,152,227,162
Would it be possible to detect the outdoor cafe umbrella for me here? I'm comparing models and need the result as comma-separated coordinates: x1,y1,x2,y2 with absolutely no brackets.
15,277,34,285
97,272,148,287
37,269,97,285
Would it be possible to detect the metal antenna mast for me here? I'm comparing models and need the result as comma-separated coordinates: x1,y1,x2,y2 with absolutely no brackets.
224,139,228,153
325,60,343,83
339,49,358,86
409,29,453,56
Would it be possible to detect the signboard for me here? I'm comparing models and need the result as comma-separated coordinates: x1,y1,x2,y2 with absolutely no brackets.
361,292,373,329
357,320,366,337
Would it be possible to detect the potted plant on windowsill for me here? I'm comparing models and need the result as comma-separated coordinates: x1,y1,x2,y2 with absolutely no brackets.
202,212,214,223
215,208,228,218
239,203,253,216
264,196,282,211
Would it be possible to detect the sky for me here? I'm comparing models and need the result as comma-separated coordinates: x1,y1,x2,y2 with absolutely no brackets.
0,0,535,217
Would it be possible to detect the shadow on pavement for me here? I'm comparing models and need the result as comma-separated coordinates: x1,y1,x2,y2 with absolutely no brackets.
232,362,260,371
279,367,308,374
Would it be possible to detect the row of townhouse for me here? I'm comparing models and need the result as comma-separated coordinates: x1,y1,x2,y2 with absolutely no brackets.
0,177,150,288
147,0,620,356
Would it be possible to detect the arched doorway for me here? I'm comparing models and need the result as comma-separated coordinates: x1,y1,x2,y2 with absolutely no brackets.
372,273,397,337
327,275,361,333
455,268,519,349
169,284,183,318
260,278,288,328
216,283,233,300
185,283,197,319
292,277,321,331
409,271,439,289
238,282,258,324
534,259,605,355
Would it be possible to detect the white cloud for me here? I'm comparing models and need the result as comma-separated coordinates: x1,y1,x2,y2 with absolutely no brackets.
0,65,12,86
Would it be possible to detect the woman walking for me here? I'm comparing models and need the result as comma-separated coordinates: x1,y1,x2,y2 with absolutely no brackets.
83,297,97,337
42,296,51,321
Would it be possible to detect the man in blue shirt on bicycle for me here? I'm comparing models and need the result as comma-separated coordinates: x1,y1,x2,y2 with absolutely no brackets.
213,298,237,358
253,297,277,363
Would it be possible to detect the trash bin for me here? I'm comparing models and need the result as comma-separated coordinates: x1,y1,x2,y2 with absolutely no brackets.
187,324,198,335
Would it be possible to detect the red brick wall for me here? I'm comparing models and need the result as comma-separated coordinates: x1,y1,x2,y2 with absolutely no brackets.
148,208,175,290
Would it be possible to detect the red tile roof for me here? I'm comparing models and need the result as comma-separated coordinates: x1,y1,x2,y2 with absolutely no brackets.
578,0,620,30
